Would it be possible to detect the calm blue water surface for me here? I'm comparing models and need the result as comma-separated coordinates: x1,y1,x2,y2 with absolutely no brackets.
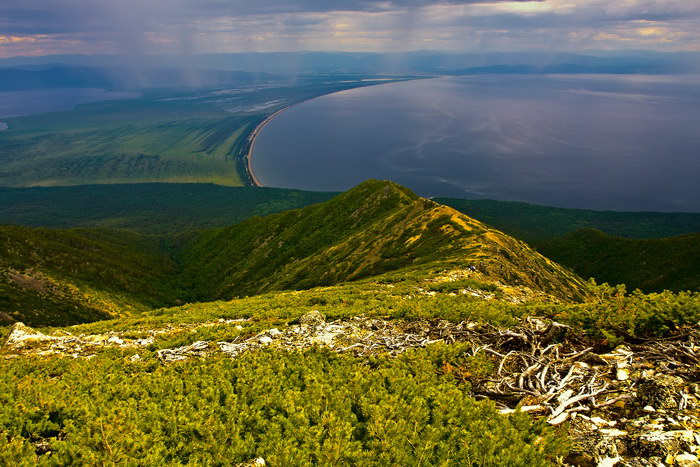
253,75,700,212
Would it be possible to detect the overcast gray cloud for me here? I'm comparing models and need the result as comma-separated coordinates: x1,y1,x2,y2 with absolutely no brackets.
0,0,698,57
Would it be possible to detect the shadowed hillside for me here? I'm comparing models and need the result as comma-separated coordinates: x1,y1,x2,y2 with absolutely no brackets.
0,227,181,326
537,228,700,293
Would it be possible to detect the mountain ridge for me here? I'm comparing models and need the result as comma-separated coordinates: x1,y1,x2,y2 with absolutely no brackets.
0,180,587,326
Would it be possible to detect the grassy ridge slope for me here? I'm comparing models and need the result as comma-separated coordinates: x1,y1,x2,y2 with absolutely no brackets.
0,181,587,326
1,182,698,300
537,229,700,293
178,180,587,301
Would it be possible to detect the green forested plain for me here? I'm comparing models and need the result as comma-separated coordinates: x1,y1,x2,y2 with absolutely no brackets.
4,184,699,239
436,197,700,240
0,184,335,234
0,79,398,188
536,228,700,293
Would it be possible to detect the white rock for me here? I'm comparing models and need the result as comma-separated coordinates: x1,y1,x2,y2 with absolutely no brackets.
107,336,125,345
616,368,630,381
643,405,656,412
218,342,247,357
267,328,282,337
258,336,273,345
548,412,569,425
597,456,621,467
2,322,56,348
676,453,699,467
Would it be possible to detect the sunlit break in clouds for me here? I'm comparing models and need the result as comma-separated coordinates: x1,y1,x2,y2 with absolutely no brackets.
0,0,699,57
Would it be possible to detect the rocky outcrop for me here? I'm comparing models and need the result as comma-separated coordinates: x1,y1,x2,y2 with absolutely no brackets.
2,322,57,350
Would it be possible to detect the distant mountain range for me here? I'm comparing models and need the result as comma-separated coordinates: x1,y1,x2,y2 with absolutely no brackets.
0,50,697,91
0,65,274,91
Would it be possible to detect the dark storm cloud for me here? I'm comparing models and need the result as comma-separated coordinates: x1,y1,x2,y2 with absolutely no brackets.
0,0,541,35
0,0,698,56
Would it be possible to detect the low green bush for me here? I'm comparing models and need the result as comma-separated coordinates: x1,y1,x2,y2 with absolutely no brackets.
0,347,565,465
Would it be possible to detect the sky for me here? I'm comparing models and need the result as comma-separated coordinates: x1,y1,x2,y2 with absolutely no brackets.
1,0,699,58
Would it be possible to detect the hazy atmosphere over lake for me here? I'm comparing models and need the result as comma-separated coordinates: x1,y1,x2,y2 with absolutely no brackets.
253,75,700,212
0,88,139,119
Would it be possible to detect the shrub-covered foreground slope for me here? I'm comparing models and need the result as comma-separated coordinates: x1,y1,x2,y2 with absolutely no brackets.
0,180,588,326
1,270,699,464
537,229,700,293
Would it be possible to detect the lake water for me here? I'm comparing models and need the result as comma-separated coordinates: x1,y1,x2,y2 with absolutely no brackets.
253,75,700,212
0,88,139,120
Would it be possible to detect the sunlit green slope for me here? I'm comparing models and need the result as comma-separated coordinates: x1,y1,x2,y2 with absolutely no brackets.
180,180,587,301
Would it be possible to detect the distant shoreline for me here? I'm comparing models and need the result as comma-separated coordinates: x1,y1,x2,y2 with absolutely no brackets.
244,95,330,188
244,105,294,187
244,79,413,187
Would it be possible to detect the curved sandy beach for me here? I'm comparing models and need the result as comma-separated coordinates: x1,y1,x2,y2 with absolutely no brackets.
244,80,410,188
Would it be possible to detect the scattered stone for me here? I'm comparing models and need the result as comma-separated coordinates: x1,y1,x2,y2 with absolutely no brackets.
107,336,125,345
599,428,628,437
597,456,621,467
156,341,209,363
676,453,700,467
236,458,265,466
299,310,325,327
5,315,699,467
616,367,630,381
638,376,687,410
